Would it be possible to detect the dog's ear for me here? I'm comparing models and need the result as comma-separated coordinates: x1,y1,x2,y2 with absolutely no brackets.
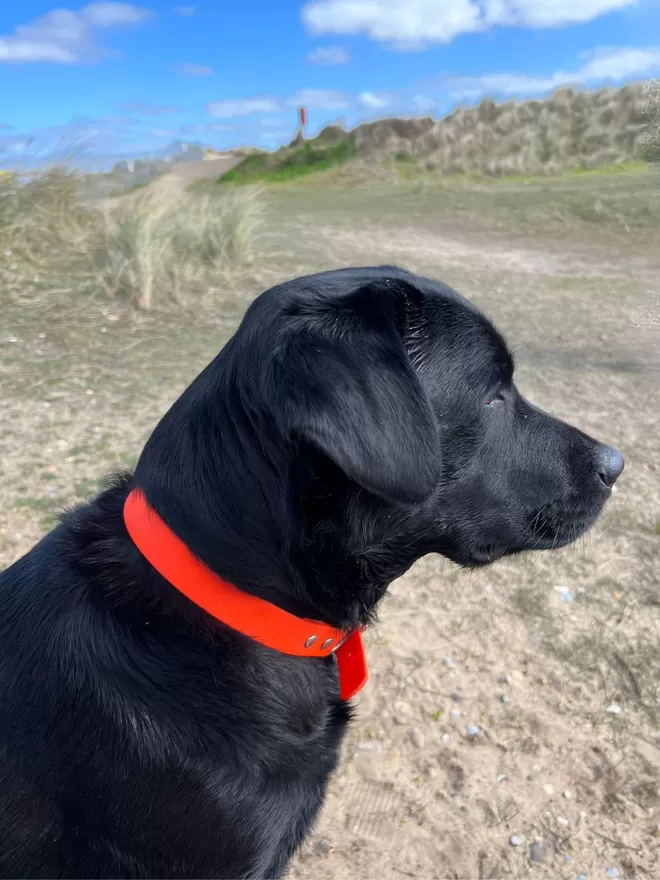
269,280,441,504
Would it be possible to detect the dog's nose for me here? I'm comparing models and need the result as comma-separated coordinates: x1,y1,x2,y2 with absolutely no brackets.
595,444,624,489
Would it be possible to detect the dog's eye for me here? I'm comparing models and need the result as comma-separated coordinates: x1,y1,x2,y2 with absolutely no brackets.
484,390,505,406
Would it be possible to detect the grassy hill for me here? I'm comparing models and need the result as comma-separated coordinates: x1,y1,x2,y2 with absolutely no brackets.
221,82,657,183
220,129,356,183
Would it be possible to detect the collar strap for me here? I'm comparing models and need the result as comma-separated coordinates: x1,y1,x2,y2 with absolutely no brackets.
123,489,367,700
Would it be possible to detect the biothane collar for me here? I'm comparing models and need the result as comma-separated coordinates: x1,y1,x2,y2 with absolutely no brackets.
123,489,368,701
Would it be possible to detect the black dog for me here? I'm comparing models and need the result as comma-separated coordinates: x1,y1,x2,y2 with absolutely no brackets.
0,266,623,878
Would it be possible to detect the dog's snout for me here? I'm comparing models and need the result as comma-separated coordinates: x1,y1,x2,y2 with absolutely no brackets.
595,444,624,489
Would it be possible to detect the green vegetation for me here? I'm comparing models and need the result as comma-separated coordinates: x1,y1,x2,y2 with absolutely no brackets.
561,158,648,175
477,158,649,186
219,135,357,183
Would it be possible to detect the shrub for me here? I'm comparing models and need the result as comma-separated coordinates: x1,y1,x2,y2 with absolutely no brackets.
0,168,264,310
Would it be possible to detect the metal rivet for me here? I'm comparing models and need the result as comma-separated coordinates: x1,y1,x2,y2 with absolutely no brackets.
304,635,318,648
321,638,334,651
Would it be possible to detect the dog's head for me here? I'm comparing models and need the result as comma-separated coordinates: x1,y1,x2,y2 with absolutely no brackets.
134,267,623,626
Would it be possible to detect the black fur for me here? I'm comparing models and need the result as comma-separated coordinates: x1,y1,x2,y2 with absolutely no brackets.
0,266,623,878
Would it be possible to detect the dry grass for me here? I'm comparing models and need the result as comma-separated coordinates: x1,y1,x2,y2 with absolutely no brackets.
251,83,652,182
0,168,92,297
373,83,650,176
0,168,264,311
641,79,660,162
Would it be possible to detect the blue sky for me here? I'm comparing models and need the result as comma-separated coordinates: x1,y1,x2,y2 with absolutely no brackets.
1,1,659,165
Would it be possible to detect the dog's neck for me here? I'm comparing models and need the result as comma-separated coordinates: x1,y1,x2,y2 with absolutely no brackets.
128,379,416,632
121,487,368,700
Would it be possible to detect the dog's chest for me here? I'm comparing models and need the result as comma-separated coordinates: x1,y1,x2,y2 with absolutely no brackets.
182,712,348,878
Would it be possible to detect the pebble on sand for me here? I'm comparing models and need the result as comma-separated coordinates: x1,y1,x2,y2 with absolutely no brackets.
393,701,412,724
509,834,524,847
442,657,456,668
528,838,553,865
410,729,425,749
606,703,622,715
356,741,382,753
465,724,480,737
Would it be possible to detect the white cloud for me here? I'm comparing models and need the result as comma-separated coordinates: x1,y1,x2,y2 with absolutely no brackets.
207,97,283,117
484,0,638,29
289,88,349,109
0,115,139,166
0,114,243,170
302,0,481,47
174,5,196,14
259,116,290,127
579,46,660,80
0,3,151,63
260,129,294,141
83,3,149,26
446,45,660,98
178,122,233,135
358,91,390,109
412,94,437,113
181,62,213,76
301,0,637,49
118,100,180,115
1,137,35,157
306,44,350,64
207,89,349,119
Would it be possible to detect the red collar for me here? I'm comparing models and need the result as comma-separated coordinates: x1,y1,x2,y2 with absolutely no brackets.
123,490,368,701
